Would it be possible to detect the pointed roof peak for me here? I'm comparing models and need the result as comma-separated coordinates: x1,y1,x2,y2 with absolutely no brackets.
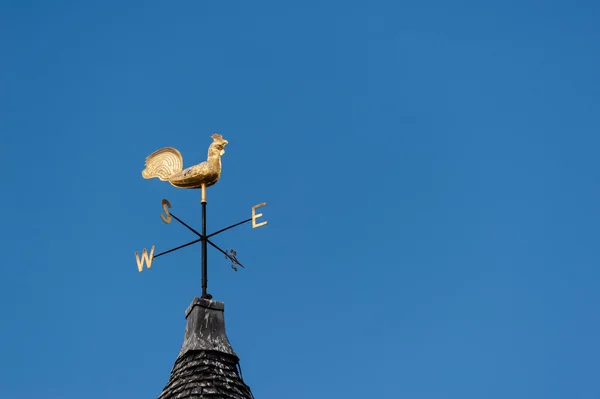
158,297,254,399
179,297,238,359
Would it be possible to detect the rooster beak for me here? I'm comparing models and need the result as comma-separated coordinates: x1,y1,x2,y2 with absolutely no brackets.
221,140,228,155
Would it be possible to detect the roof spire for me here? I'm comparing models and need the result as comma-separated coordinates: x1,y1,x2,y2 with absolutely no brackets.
158,297,254,399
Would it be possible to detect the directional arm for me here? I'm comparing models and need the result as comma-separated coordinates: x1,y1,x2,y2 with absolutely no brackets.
153,238,202,259
208,218,252,238
170,212,203,237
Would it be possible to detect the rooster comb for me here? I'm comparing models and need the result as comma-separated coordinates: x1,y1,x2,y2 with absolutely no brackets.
211,133,226,142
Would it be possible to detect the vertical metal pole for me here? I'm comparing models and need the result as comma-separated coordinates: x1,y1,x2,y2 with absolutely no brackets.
201,185,208,298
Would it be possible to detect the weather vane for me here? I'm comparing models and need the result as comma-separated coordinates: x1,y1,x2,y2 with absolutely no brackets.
134,133,267,299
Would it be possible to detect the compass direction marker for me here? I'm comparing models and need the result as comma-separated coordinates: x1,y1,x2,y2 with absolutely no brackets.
135,246,155,272
252,202,268,229
160,199,172,224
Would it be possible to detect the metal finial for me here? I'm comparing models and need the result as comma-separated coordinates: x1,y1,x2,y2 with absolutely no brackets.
135,134,267,299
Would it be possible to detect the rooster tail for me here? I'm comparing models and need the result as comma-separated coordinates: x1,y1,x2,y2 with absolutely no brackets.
142,147,184,181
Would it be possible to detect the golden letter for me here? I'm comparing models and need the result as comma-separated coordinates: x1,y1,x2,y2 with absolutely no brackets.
160,199,172,224
252,202,268,229
135,246,155,272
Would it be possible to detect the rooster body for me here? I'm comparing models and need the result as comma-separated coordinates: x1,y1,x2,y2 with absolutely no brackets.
142,134,229,189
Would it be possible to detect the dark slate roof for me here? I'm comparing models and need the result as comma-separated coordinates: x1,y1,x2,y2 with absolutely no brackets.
158,297,254,399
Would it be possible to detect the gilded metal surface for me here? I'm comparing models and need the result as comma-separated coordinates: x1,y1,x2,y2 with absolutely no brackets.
201,184,207,203
251,202,268,228
161,199,172,224
142,134,228,189
135,246,155,272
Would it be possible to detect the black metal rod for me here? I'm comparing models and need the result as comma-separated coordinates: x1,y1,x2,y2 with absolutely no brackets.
207,239,246,269
202,201,208,298
170,212,202,237
207,218,252,238
153,238,202,259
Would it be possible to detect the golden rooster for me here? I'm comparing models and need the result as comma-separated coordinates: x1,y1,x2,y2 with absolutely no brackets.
142,134,228,189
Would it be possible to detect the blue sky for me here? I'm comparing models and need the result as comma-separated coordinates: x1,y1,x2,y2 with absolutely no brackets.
1,1,599,398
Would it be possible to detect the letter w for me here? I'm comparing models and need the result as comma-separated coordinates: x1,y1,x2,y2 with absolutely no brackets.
135,246,155,272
